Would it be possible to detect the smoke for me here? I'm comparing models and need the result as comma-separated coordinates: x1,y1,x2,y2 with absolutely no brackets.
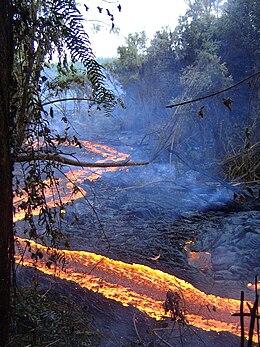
43,59,258,218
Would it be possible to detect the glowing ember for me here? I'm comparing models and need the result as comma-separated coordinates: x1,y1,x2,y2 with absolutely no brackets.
15,236,257,341
184,241,212,271
247,281,260,291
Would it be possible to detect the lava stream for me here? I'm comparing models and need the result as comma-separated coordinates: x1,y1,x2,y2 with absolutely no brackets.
14,140,256,342
13,140,129,222
15,237,253,340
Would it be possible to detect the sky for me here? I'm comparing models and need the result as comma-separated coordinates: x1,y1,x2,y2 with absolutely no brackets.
80,0,188,57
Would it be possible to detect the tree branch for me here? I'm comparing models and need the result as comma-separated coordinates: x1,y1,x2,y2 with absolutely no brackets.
13,153,149,167
165,71,260,108
42,97,96,107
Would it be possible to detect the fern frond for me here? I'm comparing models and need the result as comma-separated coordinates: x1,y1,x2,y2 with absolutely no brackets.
48,0,117,111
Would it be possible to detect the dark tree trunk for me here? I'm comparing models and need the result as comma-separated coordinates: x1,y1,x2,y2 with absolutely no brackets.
0,0,13,346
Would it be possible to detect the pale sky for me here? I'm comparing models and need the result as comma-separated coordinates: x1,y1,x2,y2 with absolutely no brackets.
80,0,188,57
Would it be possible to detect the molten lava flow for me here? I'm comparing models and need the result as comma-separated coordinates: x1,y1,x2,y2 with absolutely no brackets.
70,140,129,181
13,140,129,221
13,176,85,223
15,236,256,341
14,140,257,342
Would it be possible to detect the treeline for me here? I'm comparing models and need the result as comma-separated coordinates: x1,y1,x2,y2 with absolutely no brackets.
105,0,259,177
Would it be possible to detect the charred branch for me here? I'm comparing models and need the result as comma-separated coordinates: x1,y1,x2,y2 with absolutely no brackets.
166,71,260,108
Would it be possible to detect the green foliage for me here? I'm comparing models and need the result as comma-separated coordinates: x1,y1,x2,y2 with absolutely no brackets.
146,28,179,92
106,0,259,176
109,32,148,83
11,0,122,251
216,0,260,78
44,64,93,105
172,0,220,64
12,0,118,148
179,50,232,96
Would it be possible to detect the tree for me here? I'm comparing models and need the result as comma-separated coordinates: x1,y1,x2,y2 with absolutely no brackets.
106,0,259,175
0,1,147,345
162,49,233,166
107,29,180,132
106,32,151,130
216,0,260,80
0,1,13,345
109,31,148,84
146,28,180,104
172,0,220,65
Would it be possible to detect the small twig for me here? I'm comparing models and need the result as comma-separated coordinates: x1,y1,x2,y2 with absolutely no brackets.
178,322,184,347
240,291,245,347
153,330,175,347
44,339,61,347
42,97,95,106
231,180,260,186
40,283,53,299
132,314,143,344
248,295,258,347
184,324,208,347
255,275,260,346
171,149,237,191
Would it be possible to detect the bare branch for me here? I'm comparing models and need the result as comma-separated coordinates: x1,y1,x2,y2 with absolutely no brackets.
42,97,96,107
13,152,149,167
166,71,260,108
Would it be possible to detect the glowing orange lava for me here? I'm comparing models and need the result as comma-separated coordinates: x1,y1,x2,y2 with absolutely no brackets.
14,140,257,342
15,236,257,341
13,140,129,221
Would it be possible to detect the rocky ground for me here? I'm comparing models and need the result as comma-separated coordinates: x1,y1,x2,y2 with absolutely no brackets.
181,207,260,300
61,168,259,301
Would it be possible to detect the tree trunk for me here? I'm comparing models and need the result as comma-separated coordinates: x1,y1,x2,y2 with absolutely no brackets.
0,0,13,346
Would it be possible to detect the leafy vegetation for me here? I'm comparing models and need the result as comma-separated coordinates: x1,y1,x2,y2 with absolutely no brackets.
11,283,99,347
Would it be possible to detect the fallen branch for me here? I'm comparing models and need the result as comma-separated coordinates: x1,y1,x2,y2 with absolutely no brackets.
13,152,149,167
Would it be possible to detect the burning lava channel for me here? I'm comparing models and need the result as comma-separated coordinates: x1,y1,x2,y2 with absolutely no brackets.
13,140,130,222
13,140,255,341
15,236,254,340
